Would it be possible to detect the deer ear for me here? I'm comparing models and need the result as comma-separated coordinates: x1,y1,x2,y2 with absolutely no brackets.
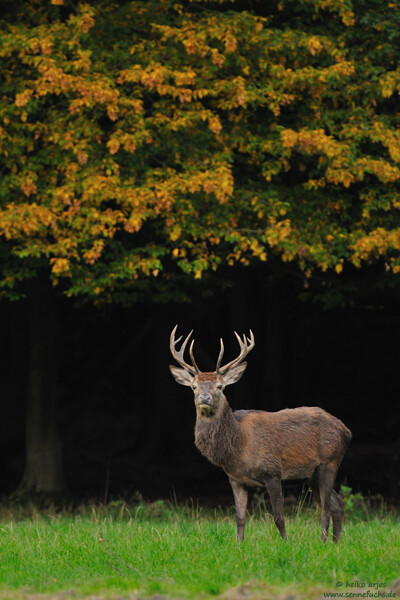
222,362,247,386
169,365,194,387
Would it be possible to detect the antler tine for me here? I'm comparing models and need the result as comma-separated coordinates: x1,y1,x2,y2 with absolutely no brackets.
189,339,200,374
241,332,248,350
235,330,245,346
215,338,225,373
247,329,255,348
242,329,254,353
170,325,197,375
218,330,255,375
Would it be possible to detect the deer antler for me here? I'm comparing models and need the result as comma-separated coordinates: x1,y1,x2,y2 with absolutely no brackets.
170,325,200,374
216,330,255,375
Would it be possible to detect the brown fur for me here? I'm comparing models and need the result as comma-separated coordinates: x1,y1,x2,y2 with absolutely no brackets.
197,372,218,381
196,402,351,485
193,396,351,542
170,332,351,542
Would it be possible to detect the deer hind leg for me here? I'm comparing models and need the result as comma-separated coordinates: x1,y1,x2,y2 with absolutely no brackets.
229,478,248,542
330,489,345,543
318,463,338,542
265,475,287,540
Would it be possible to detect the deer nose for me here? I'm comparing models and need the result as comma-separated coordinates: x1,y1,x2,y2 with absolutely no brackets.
199,393,211,404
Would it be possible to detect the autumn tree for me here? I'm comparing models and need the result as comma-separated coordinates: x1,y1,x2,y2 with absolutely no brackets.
1,0,400,495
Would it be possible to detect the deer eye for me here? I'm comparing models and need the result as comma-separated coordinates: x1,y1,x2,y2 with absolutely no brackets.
192,384,197,390
217,384,222,390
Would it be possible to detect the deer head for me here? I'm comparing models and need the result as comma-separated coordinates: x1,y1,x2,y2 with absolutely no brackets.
169,325,255,417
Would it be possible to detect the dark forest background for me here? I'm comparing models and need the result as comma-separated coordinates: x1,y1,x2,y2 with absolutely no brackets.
1,0,400,505
2,265,399,503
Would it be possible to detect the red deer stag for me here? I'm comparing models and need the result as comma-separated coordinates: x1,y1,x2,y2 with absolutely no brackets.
169,325,352,542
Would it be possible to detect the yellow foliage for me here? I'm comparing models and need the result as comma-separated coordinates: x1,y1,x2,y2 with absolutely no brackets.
1,0,400,299
15,89,33,107
170,225,181,241
335,263,343,274
107,138,121,155
50,258,70,275
20,179,37,198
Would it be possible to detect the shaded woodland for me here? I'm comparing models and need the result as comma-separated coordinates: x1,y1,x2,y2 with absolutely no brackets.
1,266,399,503
1,0,400,504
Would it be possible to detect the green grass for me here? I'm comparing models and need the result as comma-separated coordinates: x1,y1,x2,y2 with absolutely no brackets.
0,499,399,599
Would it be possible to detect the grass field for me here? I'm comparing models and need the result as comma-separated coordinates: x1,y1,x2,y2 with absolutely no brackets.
0,496,399,599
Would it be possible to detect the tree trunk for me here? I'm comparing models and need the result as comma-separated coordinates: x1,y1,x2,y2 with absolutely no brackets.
17,282,66,498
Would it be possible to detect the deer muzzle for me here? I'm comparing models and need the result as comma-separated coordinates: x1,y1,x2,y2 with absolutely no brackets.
199,393,212,405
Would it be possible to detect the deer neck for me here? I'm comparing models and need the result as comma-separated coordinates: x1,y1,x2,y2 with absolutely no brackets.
194,397,241,469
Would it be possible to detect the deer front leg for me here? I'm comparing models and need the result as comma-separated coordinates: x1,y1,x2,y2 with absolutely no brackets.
229,478,248,542
265,475,287,539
